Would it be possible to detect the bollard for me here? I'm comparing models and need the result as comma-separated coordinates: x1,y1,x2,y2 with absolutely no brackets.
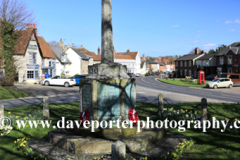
0,104,4,127
43,97,50,119
201,98,207,123
112,140,126,160
157,94,164,117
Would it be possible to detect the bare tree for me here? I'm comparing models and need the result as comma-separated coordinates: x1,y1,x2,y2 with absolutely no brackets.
0,0,35,30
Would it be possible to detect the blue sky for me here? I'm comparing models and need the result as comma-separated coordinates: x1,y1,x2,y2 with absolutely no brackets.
25,0,240,57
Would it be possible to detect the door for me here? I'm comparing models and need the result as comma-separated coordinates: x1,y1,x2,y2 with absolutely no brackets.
50,76,60,85
218,79,225,87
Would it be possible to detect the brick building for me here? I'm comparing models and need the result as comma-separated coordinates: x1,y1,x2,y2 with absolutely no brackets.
175,48,204,78
215,42,240,74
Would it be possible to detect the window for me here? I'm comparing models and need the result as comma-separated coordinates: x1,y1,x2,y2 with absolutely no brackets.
49,60,51,67
29,52,37,64
176,62,178,67
189,69,191,76
180,69,183,75
219,57,224,65
227,56,232,65
189,61,191,67
225,79,230,81
185,69,187,76
220,79,225,82
206,60,209,66
42,58,45,66
62,54,67,62
184,61,187,67
180,61,182,67
27,70,39,79
28,44,37,50
229,75,240,79
228,68,232,73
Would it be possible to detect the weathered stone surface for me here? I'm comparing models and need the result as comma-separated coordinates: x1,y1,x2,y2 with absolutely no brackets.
112,140,126,160
0,104,4,127
79,78,136,122
87,63,129,80
101,0,114,64
43,97,50,119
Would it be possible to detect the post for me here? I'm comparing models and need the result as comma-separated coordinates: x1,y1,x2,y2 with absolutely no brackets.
0,104,4,127
43,97,50,119
158,94,164,117
111,140,126,160
201,98,207,123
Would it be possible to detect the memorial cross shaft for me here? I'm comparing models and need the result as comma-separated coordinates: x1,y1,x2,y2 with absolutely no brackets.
101,0,114,64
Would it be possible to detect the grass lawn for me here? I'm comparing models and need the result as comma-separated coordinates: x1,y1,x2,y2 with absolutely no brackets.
1,102,240,160
159,78,211,88
0,87,28,100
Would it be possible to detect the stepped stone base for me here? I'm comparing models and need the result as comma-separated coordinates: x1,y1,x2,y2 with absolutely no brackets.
28,132,188,160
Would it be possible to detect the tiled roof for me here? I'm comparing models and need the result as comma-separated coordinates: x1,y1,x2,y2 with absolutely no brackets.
37,36,57,59
196,54,215,60
78,47,101,61
115,51,138,60
14,28,33,55
48,43,71,63
71,48,91,60
175,54,204,61
216,42,240,56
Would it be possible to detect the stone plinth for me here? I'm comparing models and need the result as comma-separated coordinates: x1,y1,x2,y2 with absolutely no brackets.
79,77,136,123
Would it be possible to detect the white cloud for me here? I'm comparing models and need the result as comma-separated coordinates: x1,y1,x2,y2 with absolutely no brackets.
197,30,206,33
225,19,240,24
234,19,240,23
230,29,236,32
204,44,216,47
188,40,199,44
225,20,232,24
82,27,90,30
170,24,180,28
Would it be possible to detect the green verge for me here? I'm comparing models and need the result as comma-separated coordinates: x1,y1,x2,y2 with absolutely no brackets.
0,87,28,100
159,79,211,88
1,102,240,160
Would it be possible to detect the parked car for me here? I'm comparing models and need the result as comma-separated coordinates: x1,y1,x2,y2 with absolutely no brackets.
155,72,160,75
205,74,218,81
145,73,150,76
70,75,87,85
135,73,142,77
206,78,233,89
42,76,76,87
220,73,240,86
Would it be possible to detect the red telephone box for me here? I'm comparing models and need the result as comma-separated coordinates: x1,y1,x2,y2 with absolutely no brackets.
198,70,205,84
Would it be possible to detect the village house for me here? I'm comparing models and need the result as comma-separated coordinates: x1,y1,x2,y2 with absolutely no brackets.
215,42,240,74
113,49,141,74
195,54,217,76
47,42,71,76
0,24,57,84
140,54,148,74
175,47,205,78
154,57,175,72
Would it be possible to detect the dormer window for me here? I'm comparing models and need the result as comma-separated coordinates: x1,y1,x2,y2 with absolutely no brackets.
28,44,37,50
62,54,67,62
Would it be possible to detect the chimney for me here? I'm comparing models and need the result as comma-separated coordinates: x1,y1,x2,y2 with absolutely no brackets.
195,47,199,54
72,43,75,48
31,24,32,28
142,54,145,61
98,47,100,55
81,45,83,48
64,45,67,52
113,49,115,58
68,45,70,49
202,50,205,54
60,39,63,49
28,24,30,28
33,24,37,36
127,49,129,52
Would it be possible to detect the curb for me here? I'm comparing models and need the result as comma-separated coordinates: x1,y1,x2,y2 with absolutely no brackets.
156,78,206,89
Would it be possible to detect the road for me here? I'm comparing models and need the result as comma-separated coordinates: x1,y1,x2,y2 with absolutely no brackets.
1,76,239,108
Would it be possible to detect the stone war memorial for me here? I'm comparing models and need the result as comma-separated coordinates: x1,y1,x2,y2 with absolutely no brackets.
28,0,173,159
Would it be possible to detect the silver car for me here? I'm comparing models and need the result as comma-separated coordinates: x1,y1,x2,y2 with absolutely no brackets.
206,78,233,89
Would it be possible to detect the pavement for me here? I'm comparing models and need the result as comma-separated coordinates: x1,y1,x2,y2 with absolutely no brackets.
0,76,238,108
